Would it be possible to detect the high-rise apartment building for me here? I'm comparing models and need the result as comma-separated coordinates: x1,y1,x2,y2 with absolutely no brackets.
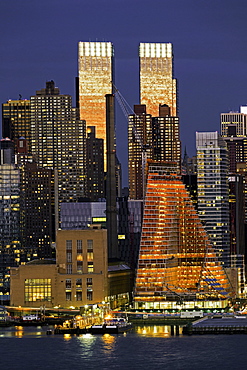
134,161,232,310
128,105,152,200
30,81,86,227
196,132,230,267
128,104,181,200
152,104,181,168
220,108,246,294
221,107,247,222
78,41,114,170
139,42,177,117
0,139,22,294
2,99,31,152
19,161,53,260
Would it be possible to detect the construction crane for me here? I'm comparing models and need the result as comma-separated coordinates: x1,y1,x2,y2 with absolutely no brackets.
112,82,151,199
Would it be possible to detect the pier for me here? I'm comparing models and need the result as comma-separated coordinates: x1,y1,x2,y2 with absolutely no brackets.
183,316,247,335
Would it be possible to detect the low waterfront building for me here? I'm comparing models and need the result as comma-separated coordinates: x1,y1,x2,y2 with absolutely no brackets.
10,228,108,308
10,227,133,310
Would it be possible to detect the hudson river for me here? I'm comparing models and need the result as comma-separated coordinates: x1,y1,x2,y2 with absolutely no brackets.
0,325,246,369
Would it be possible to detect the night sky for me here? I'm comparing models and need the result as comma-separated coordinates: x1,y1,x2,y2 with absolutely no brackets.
1,0,247,185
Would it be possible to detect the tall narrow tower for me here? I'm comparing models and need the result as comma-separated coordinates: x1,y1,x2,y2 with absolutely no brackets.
78,41,114,170
139,42,177,117
196,132,230,267
106,94,118,260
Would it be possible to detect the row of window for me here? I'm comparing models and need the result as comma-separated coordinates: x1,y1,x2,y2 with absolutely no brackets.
66,291,93,301
66,261,94,274
66,239,93,253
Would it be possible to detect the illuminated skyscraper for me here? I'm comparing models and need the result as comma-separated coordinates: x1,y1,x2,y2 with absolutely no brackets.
0,139,22,294
152,104,181,168
139,42,177,117
134,161,232,310
128,104,181,200
196,132,230,267
78,41,114,170
30,81,86,202
19,161,53,260
2,99,31,152
30,81,86,228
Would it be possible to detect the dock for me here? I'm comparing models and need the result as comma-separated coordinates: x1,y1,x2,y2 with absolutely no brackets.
183,316,247,335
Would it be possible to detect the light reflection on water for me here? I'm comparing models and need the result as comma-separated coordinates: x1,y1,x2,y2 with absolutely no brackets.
135,325,182,337
1,326,247,369
0,325,54,338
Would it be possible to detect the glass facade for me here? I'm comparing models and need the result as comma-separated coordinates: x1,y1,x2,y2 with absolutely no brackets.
139,43,177,117
78,41,114,170
0,162,21,288
196,132,230,266
134,162,232,308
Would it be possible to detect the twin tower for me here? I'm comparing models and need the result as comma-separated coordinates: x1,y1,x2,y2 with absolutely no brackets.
78,41,177,170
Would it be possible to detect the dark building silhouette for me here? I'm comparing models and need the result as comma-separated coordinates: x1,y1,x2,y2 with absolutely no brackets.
2,99,31,152
86,126,104,201
0,139,21,294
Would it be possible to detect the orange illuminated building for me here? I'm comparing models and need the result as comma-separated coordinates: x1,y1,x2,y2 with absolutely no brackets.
134,161,233,310
78,41,114,170
139,43,177,117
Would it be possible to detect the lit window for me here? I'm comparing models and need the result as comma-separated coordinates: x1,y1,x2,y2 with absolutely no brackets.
24,279,51,302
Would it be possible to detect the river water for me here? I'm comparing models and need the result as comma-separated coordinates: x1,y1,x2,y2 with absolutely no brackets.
0,325,246,370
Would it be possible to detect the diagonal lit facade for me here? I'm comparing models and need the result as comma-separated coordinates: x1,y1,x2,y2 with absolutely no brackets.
134,161,233,310
139,43,177,117
78,41,114,170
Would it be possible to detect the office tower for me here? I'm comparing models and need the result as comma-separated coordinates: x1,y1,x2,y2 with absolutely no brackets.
128,104,181,200
2,99,31,152
30,80,86,227
221,108,247,221
0,139,22,293
15,137,53,260
86,126,104,201
19,161,53,260
139,42,177,117
134,161,232,310
152,104,181,170
228,175,245,254
128,105,152,200
220,108,246,294
78,41,114,170
196,132,230,267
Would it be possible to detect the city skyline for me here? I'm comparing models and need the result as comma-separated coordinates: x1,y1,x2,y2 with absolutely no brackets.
1,0,247,185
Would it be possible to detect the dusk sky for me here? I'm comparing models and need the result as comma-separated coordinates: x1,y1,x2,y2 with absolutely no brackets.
1,0,247,184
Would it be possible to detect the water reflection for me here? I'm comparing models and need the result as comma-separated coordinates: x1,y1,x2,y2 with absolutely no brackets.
14,326,24,337
76,333,97,359
0,325,55,338
135,325,182,337
63,334,72,341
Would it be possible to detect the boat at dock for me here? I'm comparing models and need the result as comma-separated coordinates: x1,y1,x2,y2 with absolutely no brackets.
89,317,132,334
